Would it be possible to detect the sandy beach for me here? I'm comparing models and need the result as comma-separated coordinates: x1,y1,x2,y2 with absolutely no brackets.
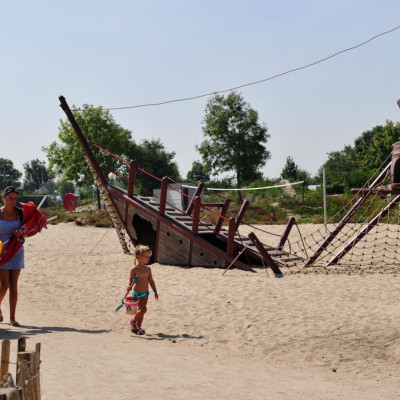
1,223,400,399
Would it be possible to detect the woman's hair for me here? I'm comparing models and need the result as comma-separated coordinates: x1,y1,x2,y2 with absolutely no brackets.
134,245,152,264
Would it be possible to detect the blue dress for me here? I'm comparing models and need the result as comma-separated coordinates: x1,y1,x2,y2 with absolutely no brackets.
0,219,24,270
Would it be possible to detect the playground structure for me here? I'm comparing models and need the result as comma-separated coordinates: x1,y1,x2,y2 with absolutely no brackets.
59,95,400,275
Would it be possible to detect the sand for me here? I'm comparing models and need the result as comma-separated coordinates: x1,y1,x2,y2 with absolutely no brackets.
1,223,400,399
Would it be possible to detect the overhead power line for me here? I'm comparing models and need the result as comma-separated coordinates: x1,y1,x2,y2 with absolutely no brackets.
74,24,400,112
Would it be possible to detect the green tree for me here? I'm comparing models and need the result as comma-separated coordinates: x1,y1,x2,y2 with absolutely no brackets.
0,159,22,190
320,120,400,193
197,92,270,199
281,156,298,181
281,156,311,183
126,138,181,194
23,159,52,193
59,181,75,196
186,160,210,182
43,104,132,189
354,120,400,171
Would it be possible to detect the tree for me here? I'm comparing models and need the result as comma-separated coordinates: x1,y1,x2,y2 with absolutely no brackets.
186,161,210,182
0,159,22,190
320,120,400,193
23,159,52,193
281,156,311,183
281,156,298,181
197,92,270,199
43,104,132,191
126,138,181,194
353,120,400,171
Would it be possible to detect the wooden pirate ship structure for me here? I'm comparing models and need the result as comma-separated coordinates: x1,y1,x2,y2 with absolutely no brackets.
59,96,400,275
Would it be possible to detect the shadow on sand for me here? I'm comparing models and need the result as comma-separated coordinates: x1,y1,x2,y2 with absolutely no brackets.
0,324,110,340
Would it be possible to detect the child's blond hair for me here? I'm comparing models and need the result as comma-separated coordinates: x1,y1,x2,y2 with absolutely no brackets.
133,245,152,265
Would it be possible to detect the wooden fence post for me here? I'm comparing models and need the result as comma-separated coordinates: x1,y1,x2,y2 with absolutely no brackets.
1,338,41,400
1,340,10,378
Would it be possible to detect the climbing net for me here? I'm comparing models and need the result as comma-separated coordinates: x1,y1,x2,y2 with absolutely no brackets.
274,161,400,275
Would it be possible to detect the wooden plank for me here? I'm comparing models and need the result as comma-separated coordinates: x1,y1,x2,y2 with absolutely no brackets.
157,223,190,264
248,232,282,275
1,340,10,378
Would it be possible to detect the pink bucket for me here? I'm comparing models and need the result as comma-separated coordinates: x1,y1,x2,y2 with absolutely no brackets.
124,297,139,315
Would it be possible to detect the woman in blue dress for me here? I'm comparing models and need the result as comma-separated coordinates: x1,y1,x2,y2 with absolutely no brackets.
0,186,24,327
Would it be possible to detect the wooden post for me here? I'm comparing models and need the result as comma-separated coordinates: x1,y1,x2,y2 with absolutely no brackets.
191,197,201,235
226,218,236,258
248,232,282,275
16,359,29,400
277,216,295,250
17,338,26,353
186,182,205,216
127,161,136,198
1,340,10,378
159,177,168,216
214,199,231,234
34,344,41,400
234,200,249,230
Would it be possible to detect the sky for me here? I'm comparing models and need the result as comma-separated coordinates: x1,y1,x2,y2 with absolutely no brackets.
1,1,400,182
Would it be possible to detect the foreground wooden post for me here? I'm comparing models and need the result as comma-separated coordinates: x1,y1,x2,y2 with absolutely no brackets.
1,337,41,399
1,340,10,378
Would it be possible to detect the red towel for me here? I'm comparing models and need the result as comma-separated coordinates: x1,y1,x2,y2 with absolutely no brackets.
0,202,47,267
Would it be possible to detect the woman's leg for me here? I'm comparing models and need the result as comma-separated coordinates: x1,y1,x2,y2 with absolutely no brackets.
0,270,11,321
9,269,21,323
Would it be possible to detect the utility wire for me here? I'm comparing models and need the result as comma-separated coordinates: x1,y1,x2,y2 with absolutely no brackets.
72,24,400,112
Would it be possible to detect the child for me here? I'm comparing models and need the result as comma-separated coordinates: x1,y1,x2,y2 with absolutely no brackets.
127,245,158,335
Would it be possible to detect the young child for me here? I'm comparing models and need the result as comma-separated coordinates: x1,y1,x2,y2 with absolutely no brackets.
127,245,158,335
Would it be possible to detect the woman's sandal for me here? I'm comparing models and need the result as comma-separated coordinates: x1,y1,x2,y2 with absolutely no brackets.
137,328,145,335
10,320,20,327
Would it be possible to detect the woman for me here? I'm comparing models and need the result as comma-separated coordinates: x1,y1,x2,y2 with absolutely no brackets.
0,186,24,327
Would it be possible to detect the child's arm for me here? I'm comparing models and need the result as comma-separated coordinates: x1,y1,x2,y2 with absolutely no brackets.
148,268,158,300
127,267,137,291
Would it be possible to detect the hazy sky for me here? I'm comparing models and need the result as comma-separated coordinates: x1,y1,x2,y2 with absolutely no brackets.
2,1,400,182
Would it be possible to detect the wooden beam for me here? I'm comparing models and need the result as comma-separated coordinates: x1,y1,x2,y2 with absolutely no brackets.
191,197,201,235
277,216,295,250
186,182,205,216
159,177,168,216
248,232,282,275
127,160,136,198
214,199,232,234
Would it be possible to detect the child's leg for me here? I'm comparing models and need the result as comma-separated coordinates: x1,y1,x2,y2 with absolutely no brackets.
133,297,148,328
